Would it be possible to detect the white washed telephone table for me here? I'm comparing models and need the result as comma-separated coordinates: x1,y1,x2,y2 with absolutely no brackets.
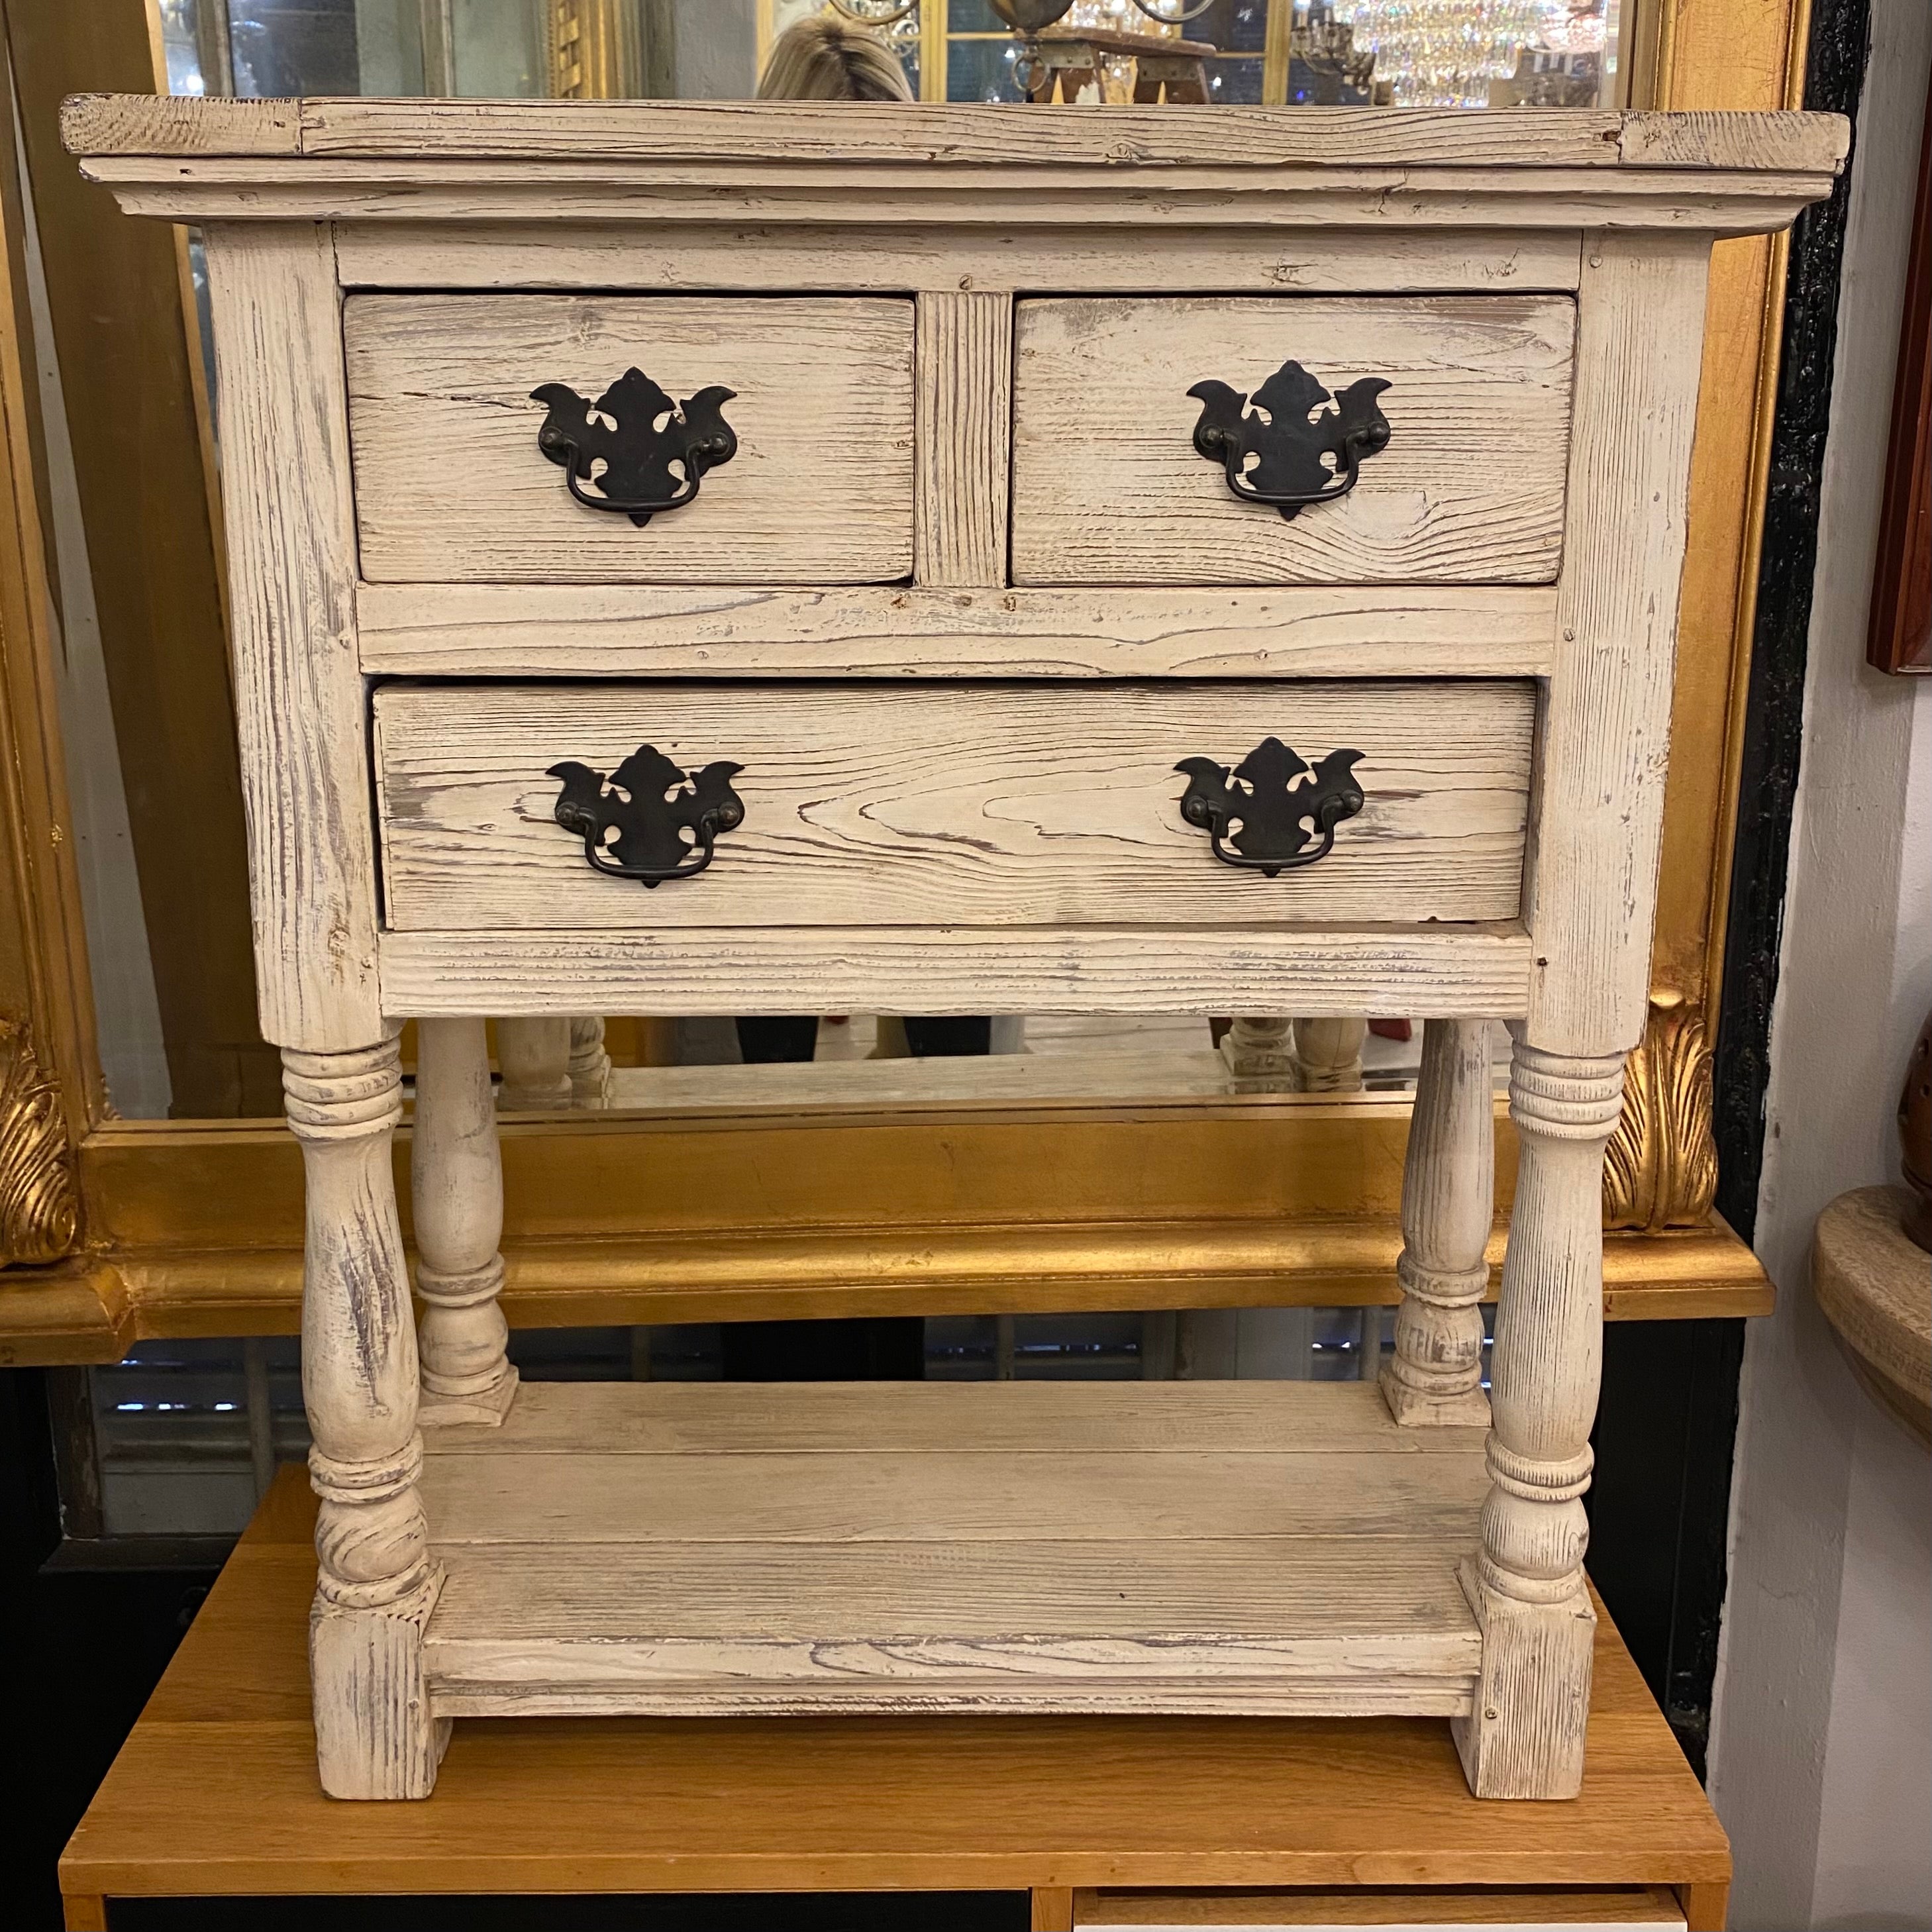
68,94,1841,1801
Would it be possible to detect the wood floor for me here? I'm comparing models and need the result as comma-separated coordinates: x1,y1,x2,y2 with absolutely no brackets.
417,1380,1488,1721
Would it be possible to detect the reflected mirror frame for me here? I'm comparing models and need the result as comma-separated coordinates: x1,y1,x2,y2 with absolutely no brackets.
0,0,1796,1360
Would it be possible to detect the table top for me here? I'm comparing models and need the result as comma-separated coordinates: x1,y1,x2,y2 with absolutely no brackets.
62,1464,1729,1905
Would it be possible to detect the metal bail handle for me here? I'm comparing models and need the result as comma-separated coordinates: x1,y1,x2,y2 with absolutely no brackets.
1188,358,1392,521
530,366,738,528
1174,737,1366,879
548,744,746,889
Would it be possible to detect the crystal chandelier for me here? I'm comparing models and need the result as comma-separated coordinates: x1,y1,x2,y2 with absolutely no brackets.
1341,1,1562,109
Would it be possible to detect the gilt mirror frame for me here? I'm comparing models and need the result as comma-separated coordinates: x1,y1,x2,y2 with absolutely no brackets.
0,0,1800,1364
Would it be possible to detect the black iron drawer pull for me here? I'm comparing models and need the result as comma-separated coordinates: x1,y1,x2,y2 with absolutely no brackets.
1174,737,1365,878
530,366,738,527
548,744,745,888
1188,358,1391,521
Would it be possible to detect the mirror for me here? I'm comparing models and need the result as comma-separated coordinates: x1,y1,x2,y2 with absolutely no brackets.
48,0,1632,1130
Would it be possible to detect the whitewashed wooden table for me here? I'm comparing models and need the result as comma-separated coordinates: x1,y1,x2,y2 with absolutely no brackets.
68,96,1843,1802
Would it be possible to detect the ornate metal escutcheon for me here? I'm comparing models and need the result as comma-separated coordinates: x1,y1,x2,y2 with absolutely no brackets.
529,366,738,527
1174,737,1366,877
1188,359,1392,519
548,744,746,887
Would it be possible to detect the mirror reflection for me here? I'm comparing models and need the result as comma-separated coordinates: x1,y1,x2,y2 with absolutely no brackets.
54,1,1623,1125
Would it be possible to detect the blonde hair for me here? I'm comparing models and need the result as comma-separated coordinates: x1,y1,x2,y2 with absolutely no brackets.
757,16,915,102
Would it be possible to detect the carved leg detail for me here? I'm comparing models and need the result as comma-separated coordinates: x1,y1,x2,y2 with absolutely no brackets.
1452,1035,1623,1800
1221,1016,1296,1090
1382,1018,1494,1427
415,1017,518,1429
568,1016,613,1106
1292,1017,1367,1092
496,1016,571,1110
285,1037,444,1800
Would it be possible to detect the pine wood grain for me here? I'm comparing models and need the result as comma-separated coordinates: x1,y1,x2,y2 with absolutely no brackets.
331,224,1587,299
354,584,1559,680
199,224,380,1050
374,681,1535,934
378,923,1534,1019
409,1382,1484,1719
1011,297,1574,587
417,1379,1488,1458
56,1466,1732,1904
418,1451,1488,1547
60,95,1847,178
1524,237,1713,1053
915,291,1011,587
345,294,915,585
72,158,1843,235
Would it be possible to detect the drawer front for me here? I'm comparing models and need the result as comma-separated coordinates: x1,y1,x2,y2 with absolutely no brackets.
374,681,1533,933
1011,296,1575,587
346,295,915,584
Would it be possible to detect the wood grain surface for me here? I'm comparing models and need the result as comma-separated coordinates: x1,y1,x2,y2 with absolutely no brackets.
331,224,1588,299
346,294,915,584
1011,297,1575,587
1525,236,1711,1052
377,923,1535,1019
414,1381,1484,1719
61,94,1847,178
915,291,1011,587
354,584,1560,680
56,1463,1732,1906
374,681,1535,933
200,225,381,1049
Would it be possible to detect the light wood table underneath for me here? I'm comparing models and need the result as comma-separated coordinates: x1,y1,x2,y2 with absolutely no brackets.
60,1457,1731,1930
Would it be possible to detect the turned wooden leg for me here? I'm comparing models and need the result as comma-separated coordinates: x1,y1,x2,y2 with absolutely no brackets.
284,1037,445,1800
1220,1016,1296,1089
414,1017,518,1428
1452,1032,1624,1799
1292,1017,1367,1092
568,1016,613,1105
1382,1019,1494,1427
496,1016,571,1109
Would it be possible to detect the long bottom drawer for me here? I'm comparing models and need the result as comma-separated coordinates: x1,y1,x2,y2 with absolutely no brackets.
373,679,1535,934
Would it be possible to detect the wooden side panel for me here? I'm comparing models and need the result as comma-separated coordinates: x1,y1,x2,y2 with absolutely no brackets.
345,295,916,584
915,291,1011,586
201,224,380,1050
373,681,1536,932
1526,235,1713,1053
1012,296,1576,587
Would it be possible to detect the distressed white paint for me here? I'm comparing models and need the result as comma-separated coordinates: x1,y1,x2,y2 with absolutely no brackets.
65,94,1841,1800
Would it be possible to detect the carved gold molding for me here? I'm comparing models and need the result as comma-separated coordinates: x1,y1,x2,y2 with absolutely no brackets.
1604,993,1719,1231
0,1015,80,1266
547,0,645,99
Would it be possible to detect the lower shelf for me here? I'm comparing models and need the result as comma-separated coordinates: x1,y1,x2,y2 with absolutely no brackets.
417,1378,1489,1721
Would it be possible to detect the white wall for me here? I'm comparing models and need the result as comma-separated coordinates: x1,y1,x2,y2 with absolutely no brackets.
1707,3,1932,1926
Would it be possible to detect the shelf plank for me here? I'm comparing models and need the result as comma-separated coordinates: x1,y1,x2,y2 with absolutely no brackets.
420,1379,1490,1458
416,1381,1485,1721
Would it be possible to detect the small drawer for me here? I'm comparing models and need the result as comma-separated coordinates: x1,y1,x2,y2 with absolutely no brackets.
1011,295,1575,587
373,679,1534,934
345,294,915,585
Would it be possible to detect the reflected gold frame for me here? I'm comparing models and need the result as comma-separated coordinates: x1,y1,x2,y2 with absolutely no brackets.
0,0,1805,1363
